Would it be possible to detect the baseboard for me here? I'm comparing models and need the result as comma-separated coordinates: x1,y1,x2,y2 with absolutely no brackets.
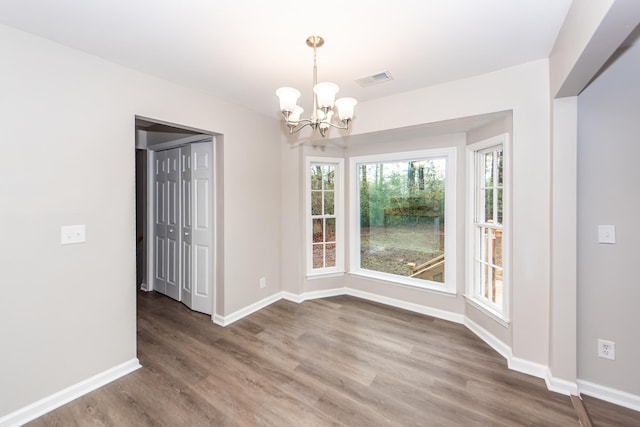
578,379,640,412
508,356,548,380
464,318,546,381
282,288,347,304
345,288,465,324
0,358,141,427
212,292,284,326
545,368,579,396
464,317,512,361
214,287,464,326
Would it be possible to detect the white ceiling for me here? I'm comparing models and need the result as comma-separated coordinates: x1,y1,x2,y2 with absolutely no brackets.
0,0,573,119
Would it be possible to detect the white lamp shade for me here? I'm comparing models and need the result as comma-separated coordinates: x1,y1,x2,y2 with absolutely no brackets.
335,97,357,121
336,98,358,120
313,82,339,108
289,105,304,122
276,87,301,112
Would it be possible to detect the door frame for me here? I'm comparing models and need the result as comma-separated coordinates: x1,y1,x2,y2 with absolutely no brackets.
135,115,219,320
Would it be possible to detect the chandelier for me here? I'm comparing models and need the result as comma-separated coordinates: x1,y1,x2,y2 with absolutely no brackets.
276,36,357,138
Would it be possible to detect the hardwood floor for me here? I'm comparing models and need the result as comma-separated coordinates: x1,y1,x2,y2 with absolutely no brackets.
582,395,640,427
25,292,631,426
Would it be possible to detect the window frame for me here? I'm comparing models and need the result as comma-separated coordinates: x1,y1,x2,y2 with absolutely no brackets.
305,156,345,277
349,148,457,294
465,134,510,324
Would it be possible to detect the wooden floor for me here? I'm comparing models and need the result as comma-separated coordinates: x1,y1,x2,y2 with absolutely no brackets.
581,395,640,427
27,292,636,426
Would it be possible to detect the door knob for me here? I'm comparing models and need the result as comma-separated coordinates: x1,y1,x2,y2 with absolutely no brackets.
184,232,190,236
169,228,174,233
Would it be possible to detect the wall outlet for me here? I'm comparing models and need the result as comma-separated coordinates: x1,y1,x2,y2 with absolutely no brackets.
598,339,615,360
598,225,616,244
259,277,266,289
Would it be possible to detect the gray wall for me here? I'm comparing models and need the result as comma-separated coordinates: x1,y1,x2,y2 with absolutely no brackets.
577,41,640,396
0,23,281,417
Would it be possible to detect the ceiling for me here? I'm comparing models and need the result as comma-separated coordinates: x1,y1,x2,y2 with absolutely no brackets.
0,0,573,120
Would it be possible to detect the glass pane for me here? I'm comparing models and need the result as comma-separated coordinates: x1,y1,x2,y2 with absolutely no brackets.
484,152,494,188
311,165,323,190
359,158,446,283
312,244,324,269
480,262,489,298
324,165,335,190
312,218,323,243
479,226,489,263
325,218,336,242
494,229,503,268
487,227,496,265
492,266,503,305
497,188,503,225
326,244,336,267
311,191,322,215
484,189,494,223
324,191,334,215
497,150,504,186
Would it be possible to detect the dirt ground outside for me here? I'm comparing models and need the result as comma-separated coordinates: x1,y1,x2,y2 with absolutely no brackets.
360,222,444,278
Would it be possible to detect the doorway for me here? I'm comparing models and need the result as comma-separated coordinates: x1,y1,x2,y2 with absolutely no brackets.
135,117,218,316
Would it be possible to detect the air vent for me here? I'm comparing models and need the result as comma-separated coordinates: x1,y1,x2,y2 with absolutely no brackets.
355,71,393,87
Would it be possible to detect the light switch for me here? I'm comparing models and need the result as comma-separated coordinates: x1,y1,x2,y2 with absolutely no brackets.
61,225,86,245
598,225,616,244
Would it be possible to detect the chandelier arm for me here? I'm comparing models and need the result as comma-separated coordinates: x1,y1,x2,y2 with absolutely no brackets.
324,119,351,131
286,120,313,134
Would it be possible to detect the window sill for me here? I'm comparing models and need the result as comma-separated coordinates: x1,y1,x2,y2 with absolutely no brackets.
463,294,510,327
349,270,457,296
306,271,345,280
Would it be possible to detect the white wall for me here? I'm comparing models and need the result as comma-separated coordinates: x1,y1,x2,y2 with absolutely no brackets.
0,24,281,417
280,60,553,369
547,0,640,402
577,41,640,398
356,60,552,367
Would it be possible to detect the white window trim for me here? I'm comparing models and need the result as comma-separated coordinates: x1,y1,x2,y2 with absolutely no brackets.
305,156,345,277
465,134,510,323
349,148,457,294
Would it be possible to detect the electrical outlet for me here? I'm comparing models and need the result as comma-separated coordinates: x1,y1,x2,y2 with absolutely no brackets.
259,277,266,289
598,339,615,360
598,225,616,244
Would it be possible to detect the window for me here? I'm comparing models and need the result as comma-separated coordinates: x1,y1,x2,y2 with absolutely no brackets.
306,157,344,276
350,149,456,293
467,135,508,320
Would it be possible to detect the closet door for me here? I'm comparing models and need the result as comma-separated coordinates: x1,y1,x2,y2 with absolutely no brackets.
153,150,168,295
191,141,213,314
180,145,193,309
165,148,181,301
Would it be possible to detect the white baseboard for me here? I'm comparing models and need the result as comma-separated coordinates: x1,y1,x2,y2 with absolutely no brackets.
0,358,141,427
545,368,579,396
282,288,347,304
464,317,512,361
214,287,464,326
465,317,579,396
578,379,640,412
212,292,283,326
508,356,548,381
345,288,465,324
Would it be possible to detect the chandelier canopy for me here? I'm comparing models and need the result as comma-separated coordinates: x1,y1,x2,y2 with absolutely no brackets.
276,36,357,138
